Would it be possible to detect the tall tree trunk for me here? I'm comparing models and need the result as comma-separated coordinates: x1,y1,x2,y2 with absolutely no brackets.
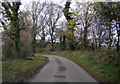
108,21,112,51
2,2,22,58
42,29,46,48
63,0,75,51
108,29,112,51
84,26,88,50
51,36,54,51
116,22,120,51
31,16,36,54
83,9,88,50
31,28,36,54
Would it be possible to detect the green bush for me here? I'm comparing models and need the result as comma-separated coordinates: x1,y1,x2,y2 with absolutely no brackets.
2,35,15,60
2,31,32,60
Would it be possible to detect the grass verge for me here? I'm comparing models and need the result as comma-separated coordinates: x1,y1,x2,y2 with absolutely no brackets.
40,50,120,83
2,54,46,82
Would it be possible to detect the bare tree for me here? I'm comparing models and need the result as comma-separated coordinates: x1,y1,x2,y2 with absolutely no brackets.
72,2,94,50
25,1,46,54
46,3,63,51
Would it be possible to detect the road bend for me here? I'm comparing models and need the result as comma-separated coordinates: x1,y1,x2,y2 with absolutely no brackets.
27,54,98,82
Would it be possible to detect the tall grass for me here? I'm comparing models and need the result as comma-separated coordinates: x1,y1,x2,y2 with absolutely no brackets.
40,50,120,83
2,55,45,82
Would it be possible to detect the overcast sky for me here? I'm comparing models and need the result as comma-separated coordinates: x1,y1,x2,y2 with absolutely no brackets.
0,0,119,33
20,0,67,10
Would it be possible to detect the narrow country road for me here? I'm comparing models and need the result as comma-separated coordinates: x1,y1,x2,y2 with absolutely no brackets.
27,54,98,82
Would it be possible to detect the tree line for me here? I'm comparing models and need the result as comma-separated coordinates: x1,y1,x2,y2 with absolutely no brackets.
0,0,119,60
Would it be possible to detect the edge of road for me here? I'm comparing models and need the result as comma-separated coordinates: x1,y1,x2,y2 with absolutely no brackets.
39,54,101,83
63,56,101,83
22,54,101,83
22,57,49,82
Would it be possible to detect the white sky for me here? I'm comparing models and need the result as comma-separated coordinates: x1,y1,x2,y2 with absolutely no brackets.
20,0,69,24
1,0,119,2
20,0,120,11
20,0,67,10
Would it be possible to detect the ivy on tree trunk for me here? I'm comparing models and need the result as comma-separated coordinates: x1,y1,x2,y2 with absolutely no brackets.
63,0,75,51
2,2,21,58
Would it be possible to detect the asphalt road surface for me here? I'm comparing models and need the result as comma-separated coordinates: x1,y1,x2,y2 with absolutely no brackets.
27,54,98,82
